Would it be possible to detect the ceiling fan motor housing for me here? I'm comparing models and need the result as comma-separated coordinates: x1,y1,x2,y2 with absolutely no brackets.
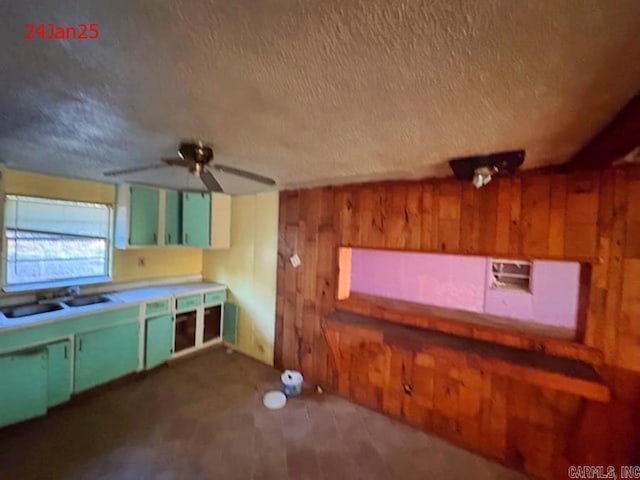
179,142,214,164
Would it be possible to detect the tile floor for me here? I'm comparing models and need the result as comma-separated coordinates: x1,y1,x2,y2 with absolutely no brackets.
0,348,526,479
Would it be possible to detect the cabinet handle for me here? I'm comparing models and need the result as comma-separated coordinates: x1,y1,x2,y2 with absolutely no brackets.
64,345,68,359
167,233,171,243
78,339,82,352
153,232,157,243
185,233,189,244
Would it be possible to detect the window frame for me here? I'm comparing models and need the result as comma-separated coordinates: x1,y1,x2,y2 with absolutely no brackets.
0,193,113,292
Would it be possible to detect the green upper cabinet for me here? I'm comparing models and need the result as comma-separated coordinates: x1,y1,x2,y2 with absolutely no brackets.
114,184,230,249
129,186,160,245
182,192,211,247
46,340,71,407
0,349,48,428
74,322,139,393
115,184,161,248
165,190,181,245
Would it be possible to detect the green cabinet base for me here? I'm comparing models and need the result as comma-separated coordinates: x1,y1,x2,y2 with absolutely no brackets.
0,349,48,428
145,314,173,369
74,323,140,393
46,341,71,407
223,303,238,346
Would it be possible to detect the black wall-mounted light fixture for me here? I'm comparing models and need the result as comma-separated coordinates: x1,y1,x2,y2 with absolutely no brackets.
449,150,525,189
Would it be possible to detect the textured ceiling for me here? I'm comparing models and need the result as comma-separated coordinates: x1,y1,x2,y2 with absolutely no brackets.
1,1,639,193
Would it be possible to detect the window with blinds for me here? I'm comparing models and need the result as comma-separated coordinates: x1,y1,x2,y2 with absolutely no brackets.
4,195,112,287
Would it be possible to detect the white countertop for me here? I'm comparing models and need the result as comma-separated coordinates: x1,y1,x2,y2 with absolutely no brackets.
111,282,226,303
0,281,226,331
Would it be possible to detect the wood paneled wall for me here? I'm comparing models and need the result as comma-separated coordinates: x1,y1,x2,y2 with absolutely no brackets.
275,166,640,478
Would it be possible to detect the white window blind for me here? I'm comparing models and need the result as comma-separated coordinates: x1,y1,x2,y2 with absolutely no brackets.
4,195,111,287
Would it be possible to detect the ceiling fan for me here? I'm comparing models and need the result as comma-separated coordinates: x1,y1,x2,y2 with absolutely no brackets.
103,141,276,192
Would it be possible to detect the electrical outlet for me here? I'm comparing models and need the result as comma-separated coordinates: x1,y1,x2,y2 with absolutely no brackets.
289,254,301,268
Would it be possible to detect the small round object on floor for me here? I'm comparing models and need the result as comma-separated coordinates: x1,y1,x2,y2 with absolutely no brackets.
263,391,287,410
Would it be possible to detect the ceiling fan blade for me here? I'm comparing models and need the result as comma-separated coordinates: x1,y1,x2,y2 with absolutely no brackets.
200,169,224,192
213,164,276,186
103,164,168,177
162,157,195,168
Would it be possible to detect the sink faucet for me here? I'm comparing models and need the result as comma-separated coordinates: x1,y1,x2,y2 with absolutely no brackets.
64,286,81,298
37,286,81,304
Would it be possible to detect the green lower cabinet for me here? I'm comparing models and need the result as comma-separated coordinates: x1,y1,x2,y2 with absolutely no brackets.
74,323,140,393
46,341,71,407
0,349,48,428
223,303,238,346
145,314,173,369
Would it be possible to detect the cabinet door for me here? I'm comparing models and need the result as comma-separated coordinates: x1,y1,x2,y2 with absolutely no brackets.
129,186,159,245
203,305,222,343
0,349,47,428
74,323,139,393
182,192,210,247
174,311,197,353
223,303,238,345
165,190,181,245
145,314,173,369
46,341,71,407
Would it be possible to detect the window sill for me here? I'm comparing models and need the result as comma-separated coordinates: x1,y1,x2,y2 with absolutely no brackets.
3,276,112,293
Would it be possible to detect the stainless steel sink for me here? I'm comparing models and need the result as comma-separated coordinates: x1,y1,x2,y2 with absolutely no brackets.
64,295,112,307
2,303,64,318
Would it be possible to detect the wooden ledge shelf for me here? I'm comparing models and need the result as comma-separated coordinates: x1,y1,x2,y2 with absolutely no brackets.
338,293,603,366
324,310,611,403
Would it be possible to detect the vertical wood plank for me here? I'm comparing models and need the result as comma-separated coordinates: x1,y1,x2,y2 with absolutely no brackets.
548,175,567,257
478,181,499,254
319,186,335,226
604,170,628,364
421,183,434,251
384,184,407,250
405,183,423,250
334,187,352,246
625,179,640,258
436,181,461,252
274,192,288,368
565,172,599,259
584,169,614,350
459,183,478,254
509,178,522,256
358,186,375,248
430,183,441,251
520,176,551,257
495,178,512,255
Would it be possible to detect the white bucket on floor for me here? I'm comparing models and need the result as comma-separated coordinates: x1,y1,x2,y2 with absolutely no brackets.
281,370,303,397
